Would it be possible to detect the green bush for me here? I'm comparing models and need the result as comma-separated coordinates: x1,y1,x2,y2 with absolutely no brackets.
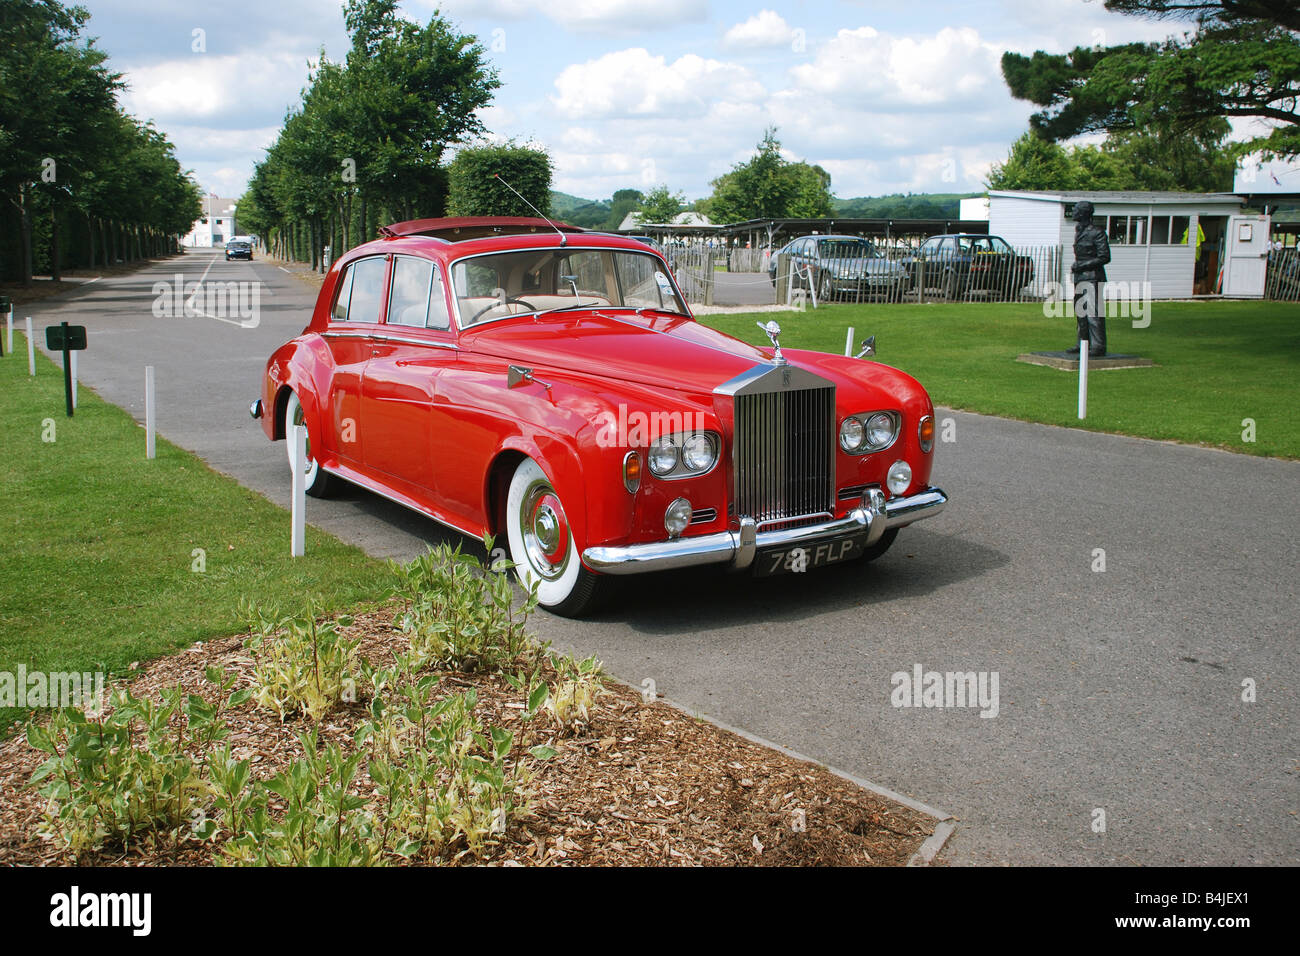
447,143,553,218
242,603,361,722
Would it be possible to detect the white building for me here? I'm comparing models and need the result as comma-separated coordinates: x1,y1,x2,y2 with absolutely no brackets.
182,195,238,248
989,190,1270,297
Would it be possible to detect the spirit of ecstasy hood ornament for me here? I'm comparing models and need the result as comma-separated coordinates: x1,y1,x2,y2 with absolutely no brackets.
756,320,787,365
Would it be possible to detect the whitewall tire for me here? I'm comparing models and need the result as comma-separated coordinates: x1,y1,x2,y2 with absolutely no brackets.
284,389,335,498
505,458,602,617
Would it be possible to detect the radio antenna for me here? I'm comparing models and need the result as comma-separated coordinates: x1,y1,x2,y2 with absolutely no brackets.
493,173,567,246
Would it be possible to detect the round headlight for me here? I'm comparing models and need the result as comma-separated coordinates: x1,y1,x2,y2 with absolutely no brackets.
887,459,912,495
681,433,715,473
839,417,866,453
648,438,679,476
664,497,692,538
866,413,895,449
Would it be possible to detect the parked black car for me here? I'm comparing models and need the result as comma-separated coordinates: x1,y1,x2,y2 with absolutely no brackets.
225,240,253,261
904,234,1033,300
768,235,907,300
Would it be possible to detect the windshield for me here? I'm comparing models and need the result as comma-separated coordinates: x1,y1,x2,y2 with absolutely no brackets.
818,239,875,258
451,248,689,326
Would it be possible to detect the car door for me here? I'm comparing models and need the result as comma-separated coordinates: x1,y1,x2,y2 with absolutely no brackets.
359,254,456,496
320,255,389,467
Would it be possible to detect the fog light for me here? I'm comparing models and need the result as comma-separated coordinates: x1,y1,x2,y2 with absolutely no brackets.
664,497,692,539
887,460,912,495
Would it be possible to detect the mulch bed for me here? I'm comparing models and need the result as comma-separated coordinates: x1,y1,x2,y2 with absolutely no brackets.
0,606,937,867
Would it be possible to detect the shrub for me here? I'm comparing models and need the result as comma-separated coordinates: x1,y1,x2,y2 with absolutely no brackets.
242,603,361,722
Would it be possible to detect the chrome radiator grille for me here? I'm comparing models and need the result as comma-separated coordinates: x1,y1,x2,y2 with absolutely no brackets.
733,384,836,525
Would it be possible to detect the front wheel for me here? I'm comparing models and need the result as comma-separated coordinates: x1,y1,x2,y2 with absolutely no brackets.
505,458,603,617
861,528,899,563
283,389,336,498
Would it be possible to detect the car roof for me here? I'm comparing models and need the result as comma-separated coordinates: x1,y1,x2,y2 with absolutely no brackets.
379,216,586,242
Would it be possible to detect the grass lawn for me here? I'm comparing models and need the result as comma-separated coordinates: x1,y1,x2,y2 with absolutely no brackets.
702,300,1300,459
0,331,390,732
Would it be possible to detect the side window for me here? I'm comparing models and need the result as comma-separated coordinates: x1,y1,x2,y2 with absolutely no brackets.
330,266,354,322
387,256,433,328
427,267,450,330
345,257,387,324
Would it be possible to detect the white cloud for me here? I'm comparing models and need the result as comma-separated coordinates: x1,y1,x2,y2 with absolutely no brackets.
119,53,309,126
723,11,793,50
790,26,1002,108
552,48,764,119
427,0,706,32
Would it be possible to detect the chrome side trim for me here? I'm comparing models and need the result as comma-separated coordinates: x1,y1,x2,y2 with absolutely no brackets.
582,486,947,576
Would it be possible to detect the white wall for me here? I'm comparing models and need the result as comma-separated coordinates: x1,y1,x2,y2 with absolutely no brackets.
989,196,1061,246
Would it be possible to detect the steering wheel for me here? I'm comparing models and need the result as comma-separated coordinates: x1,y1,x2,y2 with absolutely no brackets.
469,296,537,324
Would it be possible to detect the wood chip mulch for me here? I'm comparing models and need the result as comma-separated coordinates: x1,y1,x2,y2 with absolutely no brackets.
0,605,937,867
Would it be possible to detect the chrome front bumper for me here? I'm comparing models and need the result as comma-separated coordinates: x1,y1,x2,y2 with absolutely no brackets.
582,487,947,576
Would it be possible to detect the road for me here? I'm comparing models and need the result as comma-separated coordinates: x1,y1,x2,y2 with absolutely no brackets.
24,250,1300,865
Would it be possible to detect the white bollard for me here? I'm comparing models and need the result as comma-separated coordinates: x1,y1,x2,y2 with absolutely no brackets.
845,326,855,357
1077,340,1088,420
145,365,156,459
26,317,34,376
807,266,818,309
5,308,11,355
70,351,77,409
290,424,306,557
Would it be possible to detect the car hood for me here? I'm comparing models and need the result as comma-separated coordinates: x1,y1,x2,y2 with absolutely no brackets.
461,310,772,393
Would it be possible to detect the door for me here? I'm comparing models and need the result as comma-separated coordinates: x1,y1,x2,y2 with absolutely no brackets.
1222,215,1270,298
320,255,390,466
359,254,456,494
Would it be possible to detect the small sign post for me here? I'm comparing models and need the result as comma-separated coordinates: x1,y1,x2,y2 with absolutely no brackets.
289,424,307,557
1077,339,1088,419
45,322,87,417
145,366,156,459
0,295,8,357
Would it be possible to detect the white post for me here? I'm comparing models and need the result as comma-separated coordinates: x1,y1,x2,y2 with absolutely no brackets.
807,265,818,309
290,424,306,557
145,365,156,459
1077,340,1088,420
845,326,855,357
70,351,77,409
25,317,34,376
5,308,11,355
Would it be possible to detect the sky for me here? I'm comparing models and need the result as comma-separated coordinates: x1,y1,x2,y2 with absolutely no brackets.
79,0,1286,203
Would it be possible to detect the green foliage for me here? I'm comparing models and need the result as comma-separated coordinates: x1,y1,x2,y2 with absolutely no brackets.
988,125,1237,192
634,184,686,224
833,193,977,219
538,653,605,737
1001,2,1299,159
705,128,834,222
605,188,645,230
389,540,539,672
242,604,362,722
240,0,499,262
28,669,244,857
447,144,554,217
0,0,199,281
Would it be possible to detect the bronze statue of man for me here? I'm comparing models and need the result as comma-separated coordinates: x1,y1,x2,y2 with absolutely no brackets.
1070,200,1110,357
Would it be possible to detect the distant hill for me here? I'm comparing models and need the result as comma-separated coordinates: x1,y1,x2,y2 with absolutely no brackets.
832,192,983,219
550,191,611,228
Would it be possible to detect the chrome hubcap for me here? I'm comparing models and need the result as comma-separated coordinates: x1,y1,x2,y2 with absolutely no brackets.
520,484,568,579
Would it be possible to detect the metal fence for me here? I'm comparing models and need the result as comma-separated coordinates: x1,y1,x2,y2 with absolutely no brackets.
1265,248,1300,302
759,242,1062,306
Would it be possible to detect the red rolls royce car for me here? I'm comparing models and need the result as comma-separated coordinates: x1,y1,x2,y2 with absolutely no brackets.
251,217,948,616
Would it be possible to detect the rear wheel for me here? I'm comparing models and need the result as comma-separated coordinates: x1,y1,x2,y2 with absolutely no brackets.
283,389,336,498
505,458,603,617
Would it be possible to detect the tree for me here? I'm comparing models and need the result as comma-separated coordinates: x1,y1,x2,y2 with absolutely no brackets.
602,189,643,230
633,184,685,224
447,144,552,217
1001,1,1300,159
704,128,834,222
988,125,1237,191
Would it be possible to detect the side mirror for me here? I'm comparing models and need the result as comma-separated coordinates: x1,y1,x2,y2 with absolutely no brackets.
855,335,876,359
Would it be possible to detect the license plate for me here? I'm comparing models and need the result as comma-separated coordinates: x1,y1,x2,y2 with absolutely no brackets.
754,533,867,577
